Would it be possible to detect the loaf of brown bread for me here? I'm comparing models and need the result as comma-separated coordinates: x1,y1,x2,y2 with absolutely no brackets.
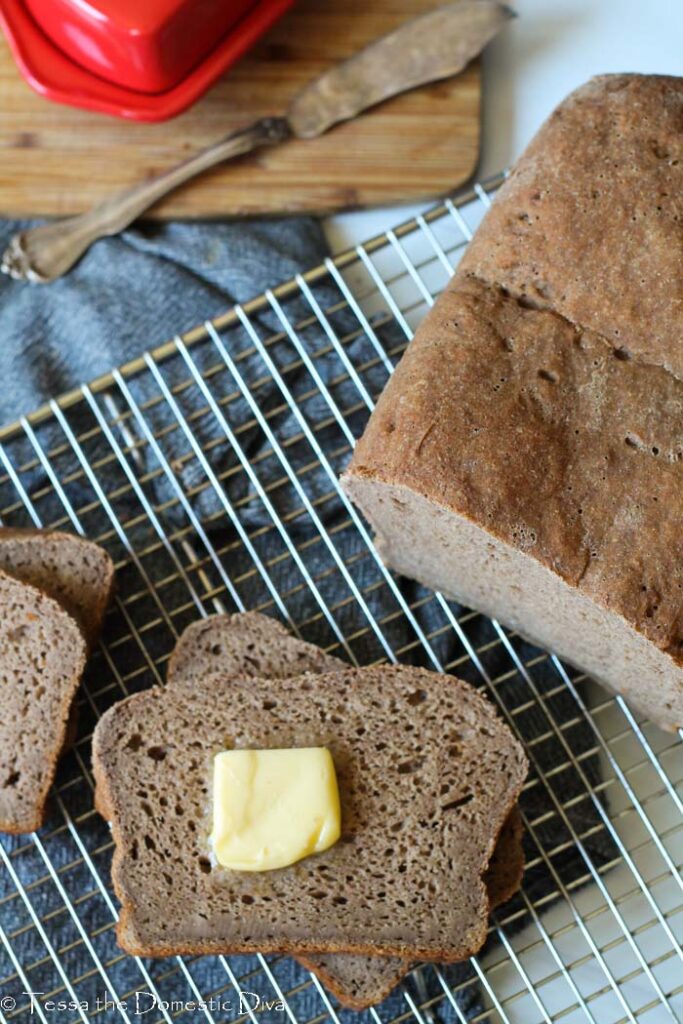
0,571,87,833
167,612,525,1008
343,75,683,732
93,664,527,961
0,528,115,647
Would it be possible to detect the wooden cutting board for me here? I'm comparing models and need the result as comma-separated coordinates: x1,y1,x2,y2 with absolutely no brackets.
0,0,481,218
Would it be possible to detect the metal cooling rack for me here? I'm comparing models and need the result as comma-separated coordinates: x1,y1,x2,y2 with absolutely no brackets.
0,174,681,1024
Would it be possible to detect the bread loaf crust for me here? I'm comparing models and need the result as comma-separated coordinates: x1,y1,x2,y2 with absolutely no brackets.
347,276,683,662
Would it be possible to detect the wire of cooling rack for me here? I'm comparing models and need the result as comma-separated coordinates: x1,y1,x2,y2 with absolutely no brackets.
0,174,680,1024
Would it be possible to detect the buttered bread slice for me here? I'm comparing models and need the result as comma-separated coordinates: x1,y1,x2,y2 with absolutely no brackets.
296,804,524,1009
93,664,527,961
166,612,525,1008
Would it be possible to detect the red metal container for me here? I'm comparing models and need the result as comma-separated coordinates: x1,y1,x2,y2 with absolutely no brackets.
0,0,294,120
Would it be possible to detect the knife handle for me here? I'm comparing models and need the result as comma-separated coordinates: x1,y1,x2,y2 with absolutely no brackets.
2,116,291,284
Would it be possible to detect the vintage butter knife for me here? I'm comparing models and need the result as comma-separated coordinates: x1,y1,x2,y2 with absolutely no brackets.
2,1,514,283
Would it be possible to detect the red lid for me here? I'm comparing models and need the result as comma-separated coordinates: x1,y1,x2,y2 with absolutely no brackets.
24,0,259,93
0,0,295,121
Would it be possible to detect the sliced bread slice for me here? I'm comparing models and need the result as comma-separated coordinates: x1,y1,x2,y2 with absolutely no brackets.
0,528,115,647
0,570,87,833
166,611,344,686
167,612,525,1007
93,664,528,961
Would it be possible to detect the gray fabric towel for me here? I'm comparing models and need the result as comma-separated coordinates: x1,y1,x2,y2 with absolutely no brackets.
0,217,613,1023
0,217,328,425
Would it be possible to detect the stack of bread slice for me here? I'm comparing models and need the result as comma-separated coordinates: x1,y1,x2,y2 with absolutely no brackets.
0,529,114,833
94,612,528,1009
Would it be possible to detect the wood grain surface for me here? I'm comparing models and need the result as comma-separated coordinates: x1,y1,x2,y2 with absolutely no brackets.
0,0,481,218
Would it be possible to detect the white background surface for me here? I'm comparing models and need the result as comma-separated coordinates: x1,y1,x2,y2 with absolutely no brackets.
324,0,683,252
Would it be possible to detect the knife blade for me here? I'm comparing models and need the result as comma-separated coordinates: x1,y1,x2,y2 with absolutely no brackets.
289,1,514,138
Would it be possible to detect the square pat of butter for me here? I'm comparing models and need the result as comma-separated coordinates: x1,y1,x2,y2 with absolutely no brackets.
211,747,341,871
